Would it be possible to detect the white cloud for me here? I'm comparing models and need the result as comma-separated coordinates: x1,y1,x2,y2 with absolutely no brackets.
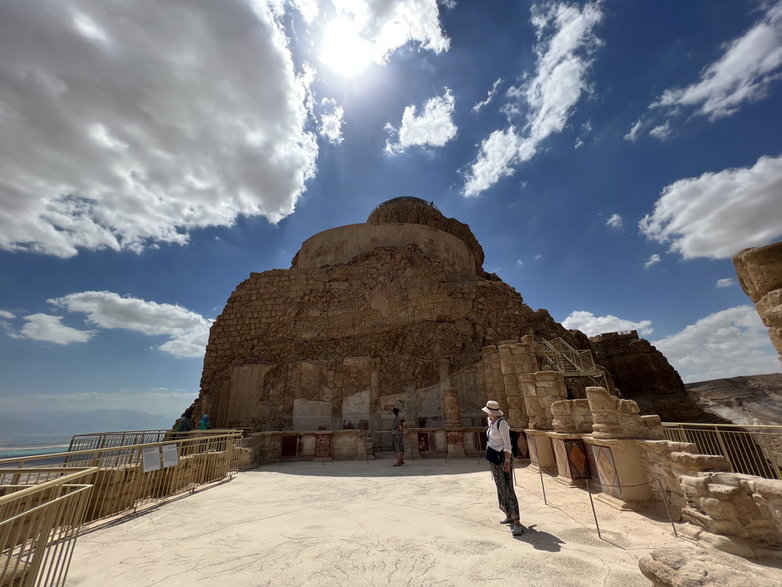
653,306,780,383
716,278,736,288
291,0,319,23
48,291,212,358
18,313,95,344
644,254,661,269
463,128,524,197
624,118,643,142
330,0,450,64
463,1,603,196
649,122,672,141
639,155,782,259
652,1,782,121
0,310,14,320
319,98,345,145
606,213,622,228
516,259,524,266
472,78,503,112
562,310,653,337
385,88,457,154
0,1,318,258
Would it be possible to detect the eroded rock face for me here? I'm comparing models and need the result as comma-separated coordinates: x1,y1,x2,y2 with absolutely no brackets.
588,331,724,423
733,240,782,364
196,199,586,431
686,374,782,426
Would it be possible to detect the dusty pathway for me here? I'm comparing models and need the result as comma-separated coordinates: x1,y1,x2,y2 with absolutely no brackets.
66,459,718,586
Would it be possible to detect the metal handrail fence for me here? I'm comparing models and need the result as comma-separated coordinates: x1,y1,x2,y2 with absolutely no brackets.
0,432,242,524
1,467,96,587
662,422,782,480
537,337,600,376
68,429,237,452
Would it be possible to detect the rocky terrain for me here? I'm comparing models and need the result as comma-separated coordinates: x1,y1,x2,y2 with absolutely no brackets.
588,330,725,423
685,373,782,426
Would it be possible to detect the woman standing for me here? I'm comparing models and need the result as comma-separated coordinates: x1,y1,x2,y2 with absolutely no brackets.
483,400,524,536
391,408,405,466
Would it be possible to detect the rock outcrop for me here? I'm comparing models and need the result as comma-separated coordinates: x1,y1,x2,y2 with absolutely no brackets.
733,240,782,365
588,331,724,423
685,374,782,426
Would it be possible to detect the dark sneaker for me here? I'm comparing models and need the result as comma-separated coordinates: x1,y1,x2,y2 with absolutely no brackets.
511,524,525,536
499,517,513,525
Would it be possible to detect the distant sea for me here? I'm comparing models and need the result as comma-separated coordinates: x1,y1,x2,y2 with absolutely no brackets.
0,433,73,460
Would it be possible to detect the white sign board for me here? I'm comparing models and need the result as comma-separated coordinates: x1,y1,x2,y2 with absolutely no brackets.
142,446,161,473
162,444,179,468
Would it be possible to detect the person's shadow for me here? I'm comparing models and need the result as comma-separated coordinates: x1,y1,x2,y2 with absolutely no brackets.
515,524,564,551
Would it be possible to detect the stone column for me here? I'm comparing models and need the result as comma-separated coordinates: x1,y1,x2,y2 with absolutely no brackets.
499,340,527,428
369,360,380,433
521,371,568,430
442,387,460,427
482,345,509,413
438,358,451,388
442,386,464,457
586,386,624,439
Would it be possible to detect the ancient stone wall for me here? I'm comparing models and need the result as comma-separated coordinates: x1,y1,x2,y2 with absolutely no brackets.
292,223,479,275
679,472,782,558
733,240,782,365
198,242,580,431
366,197,485,269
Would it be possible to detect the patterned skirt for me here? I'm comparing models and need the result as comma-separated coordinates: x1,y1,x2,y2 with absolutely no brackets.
490,458,520,521
392,431,405,453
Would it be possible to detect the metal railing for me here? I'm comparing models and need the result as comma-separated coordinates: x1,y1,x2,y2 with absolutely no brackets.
537,337,604,378
68,429,234,452
662,422,782,480
0,432,243,524
1,467,96,587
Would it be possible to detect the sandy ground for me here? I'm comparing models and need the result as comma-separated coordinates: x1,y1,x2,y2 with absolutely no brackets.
64,458,780,586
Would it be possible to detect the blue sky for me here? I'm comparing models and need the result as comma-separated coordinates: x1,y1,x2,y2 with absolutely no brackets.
1,0,781,420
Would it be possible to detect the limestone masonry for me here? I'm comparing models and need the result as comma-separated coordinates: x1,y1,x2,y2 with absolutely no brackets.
733,240,782,365
192,197,705,432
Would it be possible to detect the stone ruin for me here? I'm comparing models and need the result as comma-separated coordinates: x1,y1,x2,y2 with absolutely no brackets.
734,240,782,365
188,198,782,560
192,197,613,433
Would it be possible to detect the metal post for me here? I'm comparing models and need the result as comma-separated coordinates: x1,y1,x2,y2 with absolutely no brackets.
585,479,601,539
537,463,547,505
655,478,678,538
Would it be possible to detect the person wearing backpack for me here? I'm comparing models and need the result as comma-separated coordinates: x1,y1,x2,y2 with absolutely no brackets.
196,414,211,430
483,400,524,537
172,409,193,438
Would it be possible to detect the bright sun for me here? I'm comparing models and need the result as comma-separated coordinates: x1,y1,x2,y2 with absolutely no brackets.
320,17,373,78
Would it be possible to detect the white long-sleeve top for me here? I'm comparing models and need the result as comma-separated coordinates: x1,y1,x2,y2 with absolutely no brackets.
486,418,512,454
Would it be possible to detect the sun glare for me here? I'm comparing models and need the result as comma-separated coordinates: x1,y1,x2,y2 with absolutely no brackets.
320,17,372,78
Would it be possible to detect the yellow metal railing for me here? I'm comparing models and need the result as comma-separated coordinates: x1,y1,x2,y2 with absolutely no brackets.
68,428,235,452
662,422,782,480
1,432,242,524
1,467,96,587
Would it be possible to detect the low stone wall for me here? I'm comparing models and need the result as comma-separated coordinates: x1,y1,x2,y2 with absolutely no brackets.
637,440,729,514
679,472,782,558
245,430,369,464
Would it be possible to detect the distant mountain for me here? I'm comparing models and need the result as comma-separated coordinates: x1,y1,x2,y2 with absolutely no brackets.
685,373,782,426
1,409,175,437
